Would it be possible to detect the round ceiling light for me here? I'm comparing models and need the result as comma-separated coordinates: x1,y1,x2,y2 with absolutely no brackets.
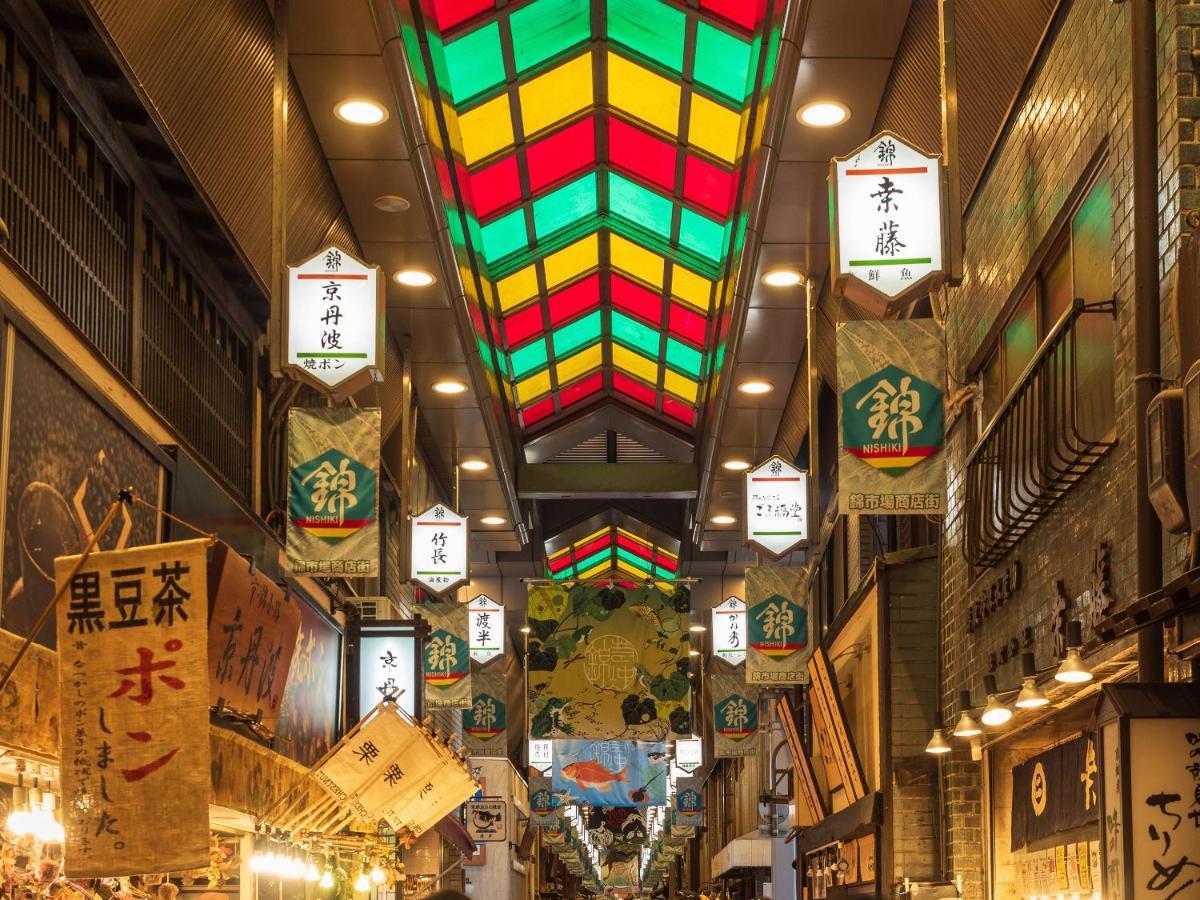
762,269,803,288
722,459,751,472
394,269,436,287
479,515,507,526
334,99,388,125
737,379,773,396
797,100,850,128
460,459,489,472
373,194,411,213
432,379,467,395
710,514,737,526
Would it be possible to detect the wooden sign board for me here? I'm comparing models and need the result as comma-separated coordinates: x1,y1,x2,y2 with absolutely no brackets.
806,646,867,812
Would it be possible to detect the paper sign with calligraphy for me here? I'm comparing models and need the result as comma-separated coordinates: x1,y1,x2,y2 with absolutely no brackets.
357,633,416,717
673,736,702,775
467,594,504,664
745,567,811,685
207,542,301,719
287,406,380,577
410,504,469,596
284,245,384,396
529,739,553,772
712,596,747,665
830,132,945,315
463,670,507,757
56,538,211,878
419,599,471,709
712,670,758,758
745,457,808,558
838,319,946,515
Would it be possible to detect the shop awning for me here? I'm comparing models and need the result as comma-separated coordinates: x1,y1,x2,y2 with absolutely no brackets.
711,831,771,877
436,814,477,857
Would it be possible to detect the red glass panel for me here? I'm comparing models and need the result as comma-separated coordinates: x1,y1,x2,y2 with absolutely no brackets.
683,155,736,217
653,550,677,571
547,552,574,574
560,371,603,408
548,273,602,325
662,395,695,425
503,305,545,347
433,155,455,201
616,533,654,563
521,395,556,427
667,303,707,345
527,118,597,193
426,0,495,32
608,118,677,192
613,371,658,409
469,156,522,219
699,0,765,31
575,534,613,562
611,273,663,323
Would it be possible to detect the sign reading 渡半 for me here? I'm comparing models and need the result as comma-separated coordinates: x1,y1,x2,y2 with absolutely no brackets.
745,457,808,558
56,538,212,878
831,132,945,314
745,567,811,685
468,594,504,664
287,406,380,576
837,320,946,515
284,245,384,395
712,596,747,665
410,504,469,596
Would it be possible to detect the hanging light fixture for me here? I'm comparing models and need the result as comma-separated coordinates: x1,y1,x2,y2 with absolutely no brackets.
1015,652,1049,709
4,762,31,836
952,690,982,738
318,856,335,890
305,853,320,882
1055,621,1093,684
369,858,387,885
925,728,952,754
980,674,1013,727
353,860,372,893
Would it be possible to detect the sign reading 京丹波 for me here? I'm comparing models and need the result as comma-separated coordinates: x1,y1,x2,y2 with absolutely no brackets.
468,594,504,664
56,538,212,878
712,596,747,665
745,567,811,685
830,132,945,315
287,406,381,576
284,245,384,396
419,598,471,710
745,457,808,558
410,504,469,596
712,670,759,759
837,319,946,515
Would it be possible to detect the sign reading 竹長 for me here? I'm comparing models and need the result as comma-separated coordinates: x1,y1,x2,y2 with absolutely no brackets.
837,320,946,515
283,245,384,396
410,504,469,596
830,132,945,315
744,457,808,558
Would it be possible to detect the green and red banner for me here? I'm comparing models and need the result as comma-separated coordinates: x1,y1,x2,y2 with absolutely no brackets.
463,670,507,756
420,598,471,710
745,567,811,685
712,668,759,758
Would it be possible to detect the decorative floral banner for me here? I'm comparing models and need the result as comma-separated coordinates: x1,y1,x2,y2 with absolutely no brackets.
419,598,470,710
552,740,668,807
745,567,812,685
527,583,691,740
712,670,759,758
463,670,507,756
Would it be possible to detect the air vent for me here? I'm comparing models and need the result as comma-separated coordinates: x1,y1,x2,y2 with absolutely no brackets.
545,430,672,464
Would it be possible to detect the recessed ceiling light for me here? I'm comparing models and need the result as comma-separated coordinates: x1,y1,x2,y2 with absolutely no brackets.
710,514,737,526
374,195,411,213
460,459,489,472
432,379,467,395
480,515,507,526
722,459,751,472
737,379,773,395
394,269,436,287
797,100,850,128
762,269,803,288
334,99,388,125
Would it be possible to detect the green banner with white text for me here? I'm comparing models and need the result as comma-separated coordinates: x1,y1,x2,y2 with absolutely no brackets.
746,567,811,685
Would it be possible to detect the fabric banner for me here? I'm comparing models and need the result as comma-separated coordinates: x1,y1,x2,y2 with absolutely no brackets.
675,777,704,827
419,598,471,709
529,776,558,827
286,406,380,576
712,670,759,757
745,567,812,685
1010,733,1099,851
463,669,507,756
837,319,946,515
527,583,691,740
552,739,668,807
55,538,212,878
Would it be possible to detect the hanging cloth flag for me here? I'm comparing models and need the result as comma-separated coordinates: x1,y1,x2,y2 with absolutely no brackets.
745,566,812,684
463,669,507,756
420,598,471,710
712,668,759,758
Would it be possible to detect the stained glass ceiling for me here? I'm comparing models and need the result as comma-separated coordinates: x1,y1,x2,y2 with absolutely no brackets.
544,510,681,582
397,0,781,439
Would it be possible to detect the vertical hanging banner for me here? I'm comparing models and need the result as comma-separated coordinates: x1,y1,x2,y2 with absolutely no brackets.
712,670,759,758
674,777,704,827
712,596,747,665
463,670,507,756
745,456,809,557
830,132,946,315
468,594,504,663
745,567,812,684
56,538,212,878
420,599,471,709
287,407,380,576
529,776,559,827
410,503,470,596
838,319,947,515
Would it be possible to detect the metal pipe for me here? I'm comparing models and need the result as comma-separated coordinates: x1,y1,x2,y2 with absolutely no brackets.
1131,0,1164,681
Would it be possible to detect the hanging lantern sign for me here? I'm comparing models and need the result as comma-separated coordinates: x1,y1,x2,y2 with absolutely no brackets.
830,132,946,315
410,504,470,596
745,456,808,558
712,596,747,665
673,737,703,774
468,594,504,664
283,245,384,396
529,739,553,773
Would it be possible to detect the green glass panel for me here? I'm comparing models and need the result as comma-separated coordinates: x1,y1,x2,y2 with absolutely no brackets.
665,338,702,377
480,208,528,264
552,310,603,358
533,173,599,239
693,22,752,102
401,25,429,91
509,338,549,379
609,173,673,241
574,547,613,573
426,30,450,92
612,310,662,358
678,208,728,263
443,22,506,104
616,547,654,575
654,564,674,578
607,0,686,73
510,0,592,73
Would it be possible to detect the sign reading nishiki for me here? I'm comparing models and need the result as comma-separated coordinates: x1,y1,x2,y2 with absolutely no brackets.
410,504,469,596
56,538,212,878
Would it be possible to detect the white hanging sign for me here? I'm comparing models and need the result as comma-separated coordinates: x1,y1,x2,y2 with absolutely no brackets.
745,456,809,558
830,132,946,314
673,737,703,775
468,594,504,664
410,504,470,596
284,245,384,395
357,633,417,718
712,596,747,665
529,739,553,773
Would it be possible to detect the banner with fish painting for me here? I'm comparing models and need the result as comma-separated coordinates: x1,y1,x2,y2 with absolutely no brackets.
712,670,759,758
527,583,691,741
462,670,506,756
419,598,470,710
746,566,812,685
837,319,946,515
551,739,668,807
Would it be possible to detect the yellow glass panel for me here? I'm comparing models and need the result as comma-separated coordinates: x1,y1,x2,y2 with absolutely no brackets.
608,52,681,136
670,263,712,311
610,233,664,288
616,528,653,552
516,369,552,404
544,233,600,289
497,265,540,311
612,344,659,385
520,54,594,137
576,527,610,549
556,343,603,385
579,558,615,580
688,93,741,164
616,558,645,579
663,369,698,403
458,94,514,165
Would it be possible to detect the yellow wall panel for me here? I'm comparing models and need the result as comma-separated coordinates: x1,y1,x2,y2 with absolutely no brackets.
608,53,680,136
519,54,594,136
459,94,514,164
544,233,599,289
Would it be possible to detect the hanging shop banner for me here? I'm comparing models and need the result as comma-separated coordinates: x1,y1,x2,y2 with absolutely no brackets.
830,131,946,315
468,594,504,664
745,567,812,685
527,583,691,740
463,670,507,757
530,776,558,827
55,538,212,878
552,740,669,807
712,596,747,665
284,244,384,396
410,503,469,595
837,319,947,515
466,798,507,842
673,737,702,774
206,542,301,719
1010,733,1099,851
745,456,809,557
712,671,759,758
675,777,704,828
529,738,554,772
419,599,471,710
286,406,380,577
807,646,868,813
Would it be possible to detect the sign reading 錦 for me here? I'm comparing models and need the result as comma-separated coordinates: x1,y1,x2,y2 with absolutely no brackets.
712,671,759,759
529,776,558,827
468,594,504,664
745,567,811,685
466,798,508,843
463,670,507,757
419,599,471,710
410,504,469,596
838,319,947,515
745,457,808,558
56,539,212,878
830,132,945,315
284,245,384,396
674,777,704,828
712,596,747,665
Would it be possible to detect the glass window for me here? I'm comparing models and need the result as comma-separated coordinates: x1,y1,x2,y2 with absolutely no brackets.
1072,176,1116,439
1002,284,1038,394
1041,242,1073,331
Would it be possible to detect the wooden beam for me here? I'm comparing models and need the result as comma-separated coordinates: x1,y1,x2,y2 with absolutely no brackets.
517,463,698,499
